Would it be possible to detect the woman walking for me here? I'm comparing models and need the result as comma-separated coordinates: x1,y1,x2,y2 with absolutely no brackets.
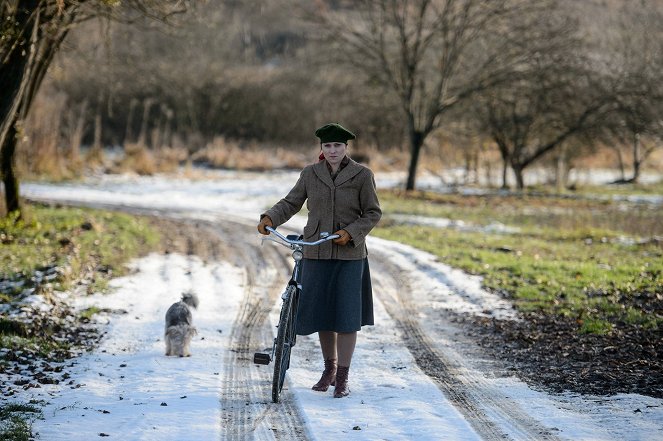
257,123,381,398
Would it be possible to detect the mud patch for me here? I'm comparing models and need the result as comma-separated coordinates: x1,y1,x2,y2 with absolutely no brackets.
456,312,663,398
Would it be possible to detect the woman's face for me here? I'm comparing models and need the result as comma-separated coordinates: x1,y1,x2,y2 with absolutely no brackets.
321,142,347,166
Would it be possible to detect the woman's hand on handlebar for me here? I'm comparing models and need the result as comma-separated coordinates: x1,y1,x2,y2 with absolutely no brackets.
257,216,273,235
332,229,351,246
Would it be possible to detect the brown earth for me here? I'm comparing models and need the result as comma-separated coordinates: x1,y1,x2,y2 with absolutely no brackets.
454,311,663,398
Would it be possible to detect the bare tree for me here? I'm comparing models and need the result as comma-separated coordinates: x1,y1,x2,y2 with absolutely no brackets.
602,1,663,183
478,74,617,189
471,2,623,189
1,0,72,216
0,0,187,218
311,0,565,190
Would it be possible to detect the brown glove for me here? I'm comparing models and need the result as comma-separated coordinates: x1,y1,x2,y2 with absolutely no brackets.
332,229,351,246
257,216,273,235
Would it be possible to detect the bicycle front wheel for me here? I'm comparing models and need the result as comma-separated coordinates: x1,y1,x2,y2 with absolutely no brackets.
272,285,298,403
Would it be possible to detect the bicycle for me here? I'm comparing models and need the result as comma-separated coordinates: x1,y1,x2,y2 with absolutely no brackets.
253,225,339,403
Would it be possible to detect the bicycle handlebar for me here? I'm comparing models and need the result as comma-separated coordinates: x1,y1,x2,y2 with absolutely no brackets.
265,226,340,247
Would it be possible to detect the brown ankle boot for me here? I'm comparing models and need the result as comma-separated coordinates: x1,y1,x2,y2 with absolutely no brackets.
333,366,350,398
312,358,337,391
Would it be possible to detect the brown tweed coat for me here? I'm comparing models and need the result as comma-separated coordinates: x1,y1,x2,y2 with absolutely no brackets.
263,158,382,260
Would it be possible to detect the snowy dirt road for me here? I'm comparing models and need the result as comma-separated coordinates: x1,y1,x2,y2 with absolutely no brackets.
10,172,663,440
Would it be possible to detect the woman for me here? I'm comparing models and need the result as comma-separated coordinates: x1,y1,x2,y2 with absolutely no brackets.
257,123,381,398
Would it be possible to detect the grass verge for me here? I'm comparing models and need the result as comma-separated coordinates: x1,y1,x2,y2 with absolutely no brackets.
379,189,663,238
375,189,663,334
1,203,161,437
1,203,160,294
0,402,42,441
1,203,161,344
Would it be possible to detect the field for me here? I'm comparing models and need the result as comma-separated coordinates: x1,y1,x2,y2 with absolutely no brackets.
376,188,663,333
374,186,662,396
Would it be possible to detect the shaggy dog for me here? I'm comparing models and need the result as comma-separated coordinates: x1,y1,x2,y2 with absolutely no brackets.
164,291,199,357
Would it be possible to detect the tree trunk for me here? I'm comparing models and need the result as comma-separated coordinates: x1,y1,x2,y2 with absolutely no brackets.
405,129,424,191
483,157,493,187
138,98,154,147
1,124,21,216
124,98,138,145
612,145,626,181
555,150,566,192
1,4,76,218
472,149,479,185
0,3,40,218
162,108,173,148
93,108,103,151
492,139,510,189
463,151,472,185
70,100,88,163
0,1,40,154
512,162,525,189
87,104,104,165
463,149,479,185
631,133,641,183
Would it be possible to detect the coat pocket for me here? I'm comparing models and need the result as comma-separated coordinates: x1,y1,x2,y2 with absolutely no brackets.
303,219,320,241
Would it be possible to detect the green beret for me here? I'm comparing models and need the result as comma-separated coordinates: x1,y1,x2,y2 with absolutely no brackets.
314,123,356,143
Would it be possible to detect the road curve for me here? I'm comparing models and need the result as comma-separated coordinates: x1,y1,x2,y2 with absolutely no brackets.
369,245,561,441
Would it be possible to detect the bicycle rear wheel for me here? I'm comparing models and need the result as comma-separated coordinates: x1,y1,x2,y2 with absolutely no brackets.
272,285,298,403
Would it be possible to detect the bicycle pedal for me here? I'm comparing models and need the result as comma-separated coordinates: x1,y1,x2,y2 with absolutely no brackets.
253,352,271,365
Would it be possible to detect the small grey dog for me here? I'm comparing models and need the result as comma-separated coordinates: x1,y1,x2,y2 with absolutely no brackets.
164,291,199,357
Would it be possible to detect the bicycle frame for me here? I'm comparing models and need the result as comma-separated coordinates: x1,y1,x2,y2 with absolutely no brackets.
253,226,339,403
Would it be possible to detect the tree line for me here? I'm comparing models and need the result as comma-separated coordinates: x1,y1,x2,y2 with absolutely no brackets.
2,0,662,218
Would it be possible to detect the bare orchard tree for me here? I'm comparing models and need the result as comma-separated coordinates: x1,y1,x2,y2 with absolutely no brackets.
0,0,187,218
310,0,565,190
477,75,618,189
602,1,663,184
471,3,621,189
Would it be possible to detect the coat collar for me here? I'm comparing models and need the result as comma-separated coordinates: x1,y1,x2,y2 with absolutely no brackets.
313,157,363,188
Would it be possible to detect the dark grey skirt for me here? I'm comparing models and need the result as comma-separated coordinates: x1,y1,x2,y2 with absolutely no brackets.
296,258,374,335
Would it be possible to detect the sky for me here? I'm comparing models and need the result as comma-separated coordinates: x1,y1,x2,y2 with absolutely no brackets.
3,169,662,440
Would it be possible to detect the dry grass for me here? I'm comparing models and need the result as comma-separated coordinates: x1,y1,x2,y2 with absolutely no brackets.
85,146,106,171
190,137,314,171
114,143,157,175
188,138,439,173
109,144,189,175
575,143,663,170
11,113,663,181
155,147,189,173
107,138,663,177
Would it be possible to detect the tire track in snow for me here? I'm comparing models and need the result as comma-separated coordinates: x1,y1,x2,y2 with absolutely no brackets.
19,198,313,440
29,251,236,440
22,195,564,439
370,247,562,441
210,220,310,441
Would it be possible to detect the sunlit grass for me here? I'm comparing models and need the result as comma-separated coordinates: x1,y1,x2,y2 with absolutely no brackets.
571,180,663,196
0,334,72,359
378,188,663,237
375,191,663,334
0,204,160,293
79,306,103,321
0,203,162,439
0,402,42,441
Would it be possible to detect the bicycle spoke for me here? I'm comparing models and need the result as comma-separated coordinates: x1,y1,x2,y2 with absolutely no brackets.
272,286,296,403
